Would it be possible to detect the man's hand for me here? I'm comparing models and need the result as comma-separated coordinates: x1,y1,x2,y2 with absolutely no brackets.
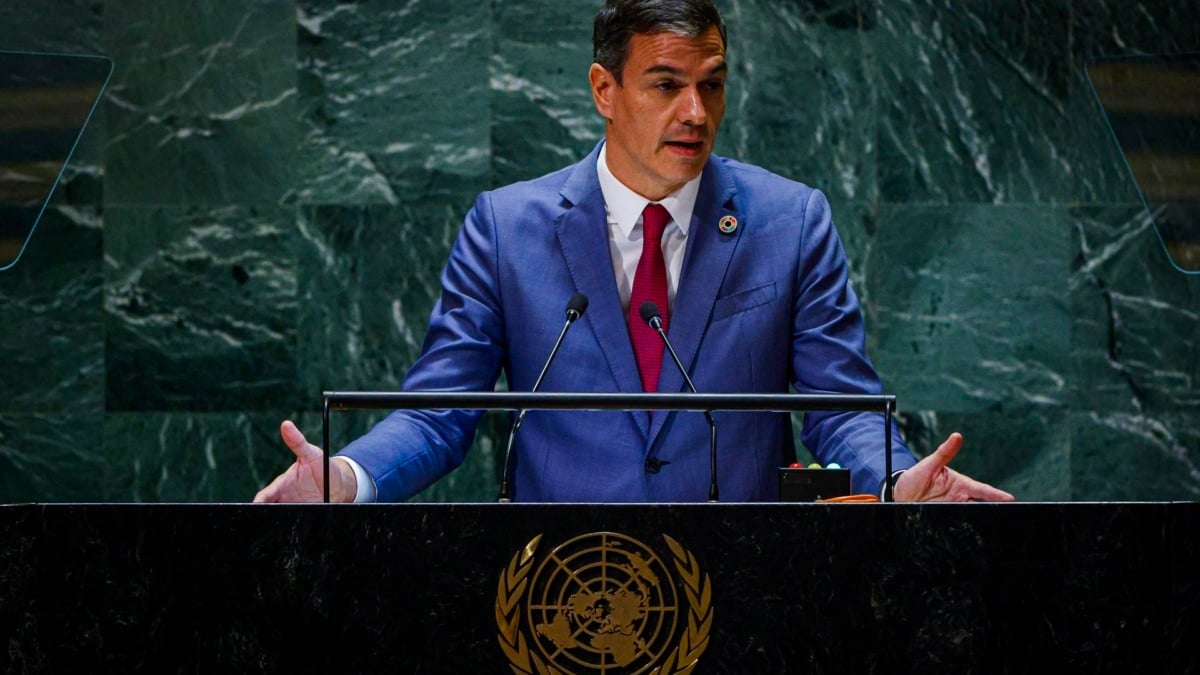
893,432,1015,502
253,420,357,503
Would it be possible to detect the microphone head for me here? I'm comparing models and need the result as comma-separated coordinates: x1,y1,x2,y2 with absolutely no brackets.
639,301,661,326
566,292,589,320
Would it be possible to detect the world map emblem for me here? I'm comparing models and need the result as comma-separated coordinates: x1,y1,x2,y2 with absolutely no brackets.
496,532,713,675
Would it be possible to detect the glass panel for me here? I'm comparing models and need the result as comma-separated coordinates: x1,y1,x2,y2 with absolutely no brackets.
0,50,111,271
1087,54,1200,274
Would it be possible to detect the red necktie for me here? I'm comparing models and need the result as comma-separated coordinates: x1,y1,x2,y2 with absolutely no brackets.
629,203,671,392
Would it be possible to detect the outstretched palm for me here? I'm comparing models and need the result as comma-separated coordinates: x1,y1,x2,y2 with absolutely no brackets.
253,421,330,503
893,433,1015,502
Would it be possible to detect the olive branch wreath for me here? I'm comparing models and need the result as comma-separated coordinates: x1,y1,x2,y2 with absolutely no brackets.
495,533,712,675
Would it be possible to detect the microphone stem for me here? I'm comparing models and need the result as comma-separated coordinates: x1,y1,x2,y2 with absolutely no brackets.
497,416,523,503
652,318,694,392
707,416,719,502
498,313,577,503
532,313,575,392
653,319,719,502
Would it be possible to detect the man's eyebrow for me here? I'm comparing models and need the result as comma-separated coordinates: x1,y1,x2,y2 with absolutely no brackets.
644,64,683,77
643,61,728,77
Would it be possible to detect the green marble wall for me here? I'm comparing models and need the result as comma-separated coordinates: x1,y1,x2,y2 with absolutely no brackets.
1,0,1197,503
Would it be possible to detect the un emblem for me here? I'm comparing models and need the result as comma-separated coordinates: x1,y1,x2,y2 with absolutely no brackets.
496,532,713,675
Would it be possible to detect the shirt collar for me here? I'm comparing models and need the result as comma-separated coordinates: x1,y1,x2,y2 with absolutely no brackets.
597,143,700,238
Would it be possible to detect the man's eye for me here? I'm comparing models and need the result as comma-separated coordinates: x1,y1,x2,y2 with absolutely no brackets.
655,81,678,91
705,80,725,91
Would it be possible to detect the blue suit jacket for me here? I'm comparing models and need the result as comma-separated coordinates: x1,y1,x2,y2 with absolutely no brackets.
341,142,914,501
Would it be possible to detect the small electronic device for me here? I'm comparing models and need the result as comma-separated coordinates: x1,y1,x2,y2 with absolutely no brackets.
778,463,851,502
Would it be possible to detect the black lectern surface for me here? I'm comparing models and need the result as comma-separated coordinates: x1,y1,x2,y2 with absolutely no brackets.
0,503,1195,674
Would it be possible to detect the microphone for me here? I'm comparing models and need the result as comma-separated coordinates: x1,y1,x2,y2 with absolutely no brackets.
639,301,719,502
498,292,588,502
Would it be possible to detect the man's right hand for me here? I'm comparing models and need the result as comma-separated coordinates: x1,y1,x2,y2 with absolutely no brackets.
253,420,357,503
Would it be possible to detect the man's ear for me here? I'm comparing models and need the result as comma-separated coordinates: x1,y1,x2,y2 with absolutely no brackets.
589,62,616,120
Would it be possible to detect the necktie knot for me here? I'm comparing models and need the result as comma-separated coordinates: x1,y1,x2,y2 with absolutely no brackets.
641,203,670,243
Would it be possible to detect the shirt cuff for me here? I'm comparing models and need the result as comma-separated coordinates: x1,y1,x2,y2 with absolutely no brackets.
339,456,378,503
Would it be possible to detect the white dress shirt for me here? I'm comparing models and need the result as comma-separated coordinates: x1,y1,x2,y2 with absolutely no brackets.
597,143,701,317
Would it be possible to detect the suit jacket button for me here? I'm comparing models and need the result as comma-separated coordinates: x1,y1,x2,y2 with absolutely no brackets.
645,457,663,474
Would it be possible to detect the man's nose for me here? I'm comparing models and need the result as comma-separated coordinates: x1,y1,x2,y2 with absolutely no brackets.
677,86,707,126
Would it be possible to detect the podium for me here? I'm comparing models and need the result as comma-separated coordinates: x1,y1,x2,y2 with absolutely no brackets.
1,502,1195,673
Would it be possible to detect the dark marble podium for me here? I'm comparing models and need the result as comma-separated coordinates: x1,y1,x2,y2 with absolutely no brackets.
1,503,1195,674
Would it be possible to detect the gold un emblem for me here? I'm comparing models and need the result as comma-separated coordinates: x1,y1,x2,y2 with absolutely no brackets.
496,532,713,675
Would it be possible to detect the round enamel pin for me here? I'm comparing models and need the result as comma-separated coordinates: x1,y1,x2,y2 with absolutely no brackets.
718,215,738,234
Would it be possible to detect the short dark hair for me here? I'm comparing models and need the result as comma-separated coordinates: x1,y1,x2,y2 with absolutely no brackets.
593,0,727,84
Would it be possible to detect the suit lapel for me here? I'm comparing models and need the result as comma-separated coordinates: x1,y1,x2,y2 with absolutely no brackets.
648,157,742,444
555,145,649,439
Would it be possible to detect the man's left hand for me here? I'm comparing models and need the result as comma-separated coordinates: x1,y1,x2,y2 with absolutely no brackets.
893,432,1015,502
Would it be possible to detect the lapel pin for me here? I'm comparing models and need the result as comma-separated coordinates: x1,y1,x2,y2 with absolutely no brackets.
718,215,738,234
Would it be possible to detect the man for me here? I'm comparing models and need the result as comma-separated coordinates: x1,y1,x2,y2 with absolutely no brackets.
256,0,1012,504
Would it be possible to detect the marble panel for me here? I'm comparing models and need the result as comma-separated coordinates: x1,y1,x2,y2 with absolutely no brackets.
0,206,103,413
0,412,104,502
295,203,459,393
1069,201,1200,502
871,0,1080,204
102,412,292,503
1070,206,1200,414
717,0,875,214
869,204,1071,411
0,0,103,55
104,205,300,412
489,0,600,188
1071,410,1200,501
102,0,297,206
1069,2,1200,65
294,0,491,205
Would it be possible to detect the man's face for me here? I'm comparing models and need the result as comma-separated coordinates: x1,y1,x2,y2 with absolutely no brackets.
590,25,727,201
